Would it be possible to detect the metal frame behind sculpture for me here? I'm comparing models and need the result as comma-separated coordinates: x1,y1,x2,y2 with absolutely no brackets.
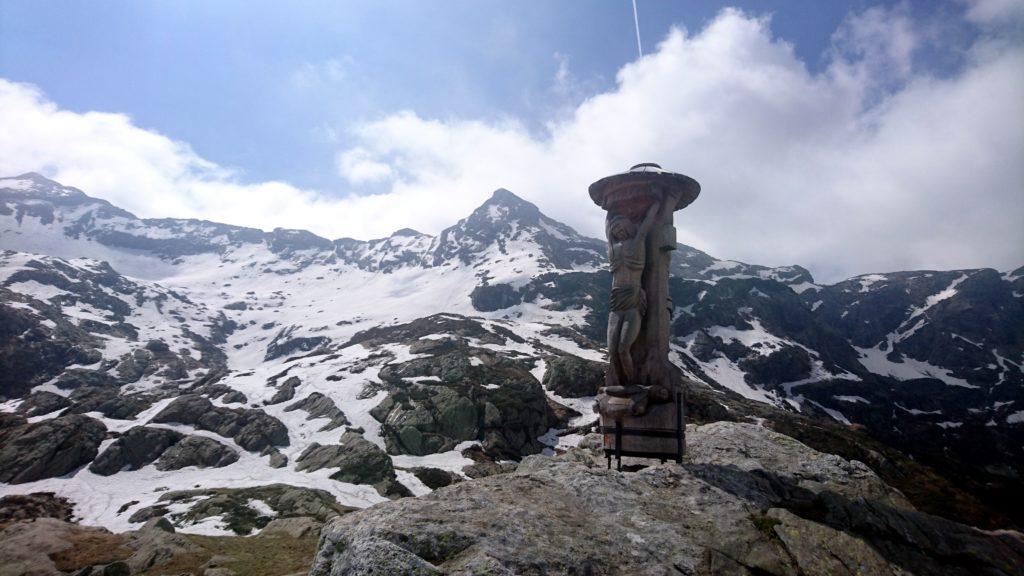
601,391,684,470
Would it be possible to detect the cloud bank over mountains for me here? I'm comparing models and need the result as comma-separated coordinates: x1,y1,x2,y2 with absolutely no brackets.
1,4,1021,281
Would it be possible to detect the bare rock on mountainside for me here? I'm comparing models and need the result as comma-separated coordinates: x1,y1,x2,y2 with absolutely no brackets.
285,392,350,431
310,422,1024,576
366,327,557,459
0,492,75,523
89,426,185,476
127,484,355,535
266,375,300,405
296,432,409,498
14,390,72,417
686,421,912,509
542,354,606,398
0,414,106,483
154,435,239,471
152,394,289,452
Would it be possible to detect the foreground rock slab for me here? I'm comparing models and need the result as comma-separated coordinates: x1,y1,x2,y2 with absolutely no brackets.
310,422,1024,576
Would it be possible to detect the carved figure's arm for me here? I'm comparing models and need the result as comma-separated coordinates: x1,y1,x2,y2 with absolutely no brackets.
638,201,660,237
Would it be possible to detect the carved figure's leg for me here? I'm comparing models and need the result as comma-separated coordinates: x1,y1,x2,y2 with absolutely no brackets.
607,312,623,387
618,308,641,384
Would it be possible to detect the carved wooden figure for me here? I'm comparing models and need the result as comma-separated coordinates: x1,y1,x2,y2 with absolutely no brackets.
589,163,700,466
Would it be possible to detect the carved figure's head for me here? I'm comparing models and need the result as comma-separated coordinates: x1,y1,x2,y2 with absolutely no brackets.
609,215,636,241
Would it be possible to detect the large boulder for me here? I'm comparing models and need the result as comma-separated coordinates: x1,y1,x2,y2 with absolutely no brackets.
265,326,329,361
541,355,606,398
260,516,323,539
122,517,202,574
284,392,349,430
310,422,1024,576
63,386,153,420
408,467,463,490
152,394,289,452
0,518,126,576
15,391,71,417
0,415,106,483
371,345,554,459
686,421,911,508
469,283,521,312
296,432,408,497
0,493,75,523
55,368,120,390
89,426,185,476
266,375,299,405
154,435,239,470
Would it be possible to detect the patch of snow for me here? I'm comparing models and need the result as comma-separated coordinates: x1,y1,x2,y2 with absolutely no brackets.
856,345,979,388
834,395,869,404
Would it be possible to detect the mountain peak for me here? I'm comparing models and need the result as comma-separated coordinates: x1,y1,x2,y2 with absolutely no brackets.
1,172,84,199
390,228,424,238
487,188,531,206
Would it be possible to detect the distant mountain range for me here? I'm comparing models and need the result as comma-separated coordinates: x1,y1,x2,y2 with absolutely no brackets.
1,172,1021,533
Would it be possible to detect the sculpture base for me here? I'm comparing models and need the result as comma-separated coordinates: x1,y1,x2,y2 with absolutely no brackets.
599,391,684,470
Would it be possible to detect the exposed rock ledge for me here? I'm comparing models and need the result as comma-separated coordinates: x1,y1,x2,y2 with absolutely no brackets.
310,422,1024,576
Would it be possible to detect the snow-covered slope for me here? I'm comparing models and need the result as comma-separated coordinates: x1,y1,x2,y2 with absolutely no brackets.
1,172,1021,534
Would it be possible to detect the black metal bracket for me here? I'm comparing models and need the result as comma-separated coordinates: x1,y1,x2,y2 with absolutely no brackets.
605,391,684,470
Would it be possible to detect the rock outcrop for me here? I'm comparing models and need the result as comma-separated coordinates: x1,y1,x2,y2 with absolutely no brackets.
154,435,239,471
151,394,289,452
0,492,75,523
310,422,1024,576
0,414,106,483
296,432,409,498
128,484,355,536
285,392,350,431
15,390,72,417
542,354,606,398
368,337,556,459
89,426,185,476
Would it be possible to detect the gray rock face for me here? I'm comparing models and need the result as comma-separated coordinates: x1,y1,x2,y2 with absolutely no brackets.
408,467,463,490
296,432,408,498
265,326,329,361
260,516,322,538
0,518,115,576
0,414,106,483
266,375,299,405
89,426,185,476
311,422,1024,576
15,390,72,417
367,332,555,459
124,518,202,573
685,422,911,509
542,354,606,398
152,394,289,452
154,435,239,470
0,493,75,523
284,392,349,430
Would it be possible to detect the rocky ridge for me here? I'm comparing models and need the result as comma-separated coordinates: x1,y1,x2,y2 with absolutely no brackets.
310,421,1024,576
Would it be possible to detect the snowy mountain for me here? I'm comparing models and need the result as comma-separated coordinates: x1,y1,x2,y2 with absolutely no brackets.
1,172,1021,534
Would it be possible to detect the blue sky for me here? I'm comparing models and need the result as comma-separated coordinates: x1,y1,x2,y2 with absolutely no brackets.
0,1,1021,281
1,0,943,190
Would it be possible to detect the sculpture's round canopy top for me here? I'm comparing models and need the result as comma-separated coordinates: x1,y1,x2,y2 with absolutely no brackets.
588,163,700,212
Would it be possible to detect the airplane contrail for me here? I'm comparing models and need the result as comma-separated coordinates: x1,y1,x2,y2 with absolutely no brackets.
632,0,643,57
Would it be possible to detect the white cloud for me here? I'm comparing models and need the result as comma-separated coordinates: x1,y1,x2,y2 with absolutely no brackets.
336,147,393,184
962,0,1024,23
1,6,1021,281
